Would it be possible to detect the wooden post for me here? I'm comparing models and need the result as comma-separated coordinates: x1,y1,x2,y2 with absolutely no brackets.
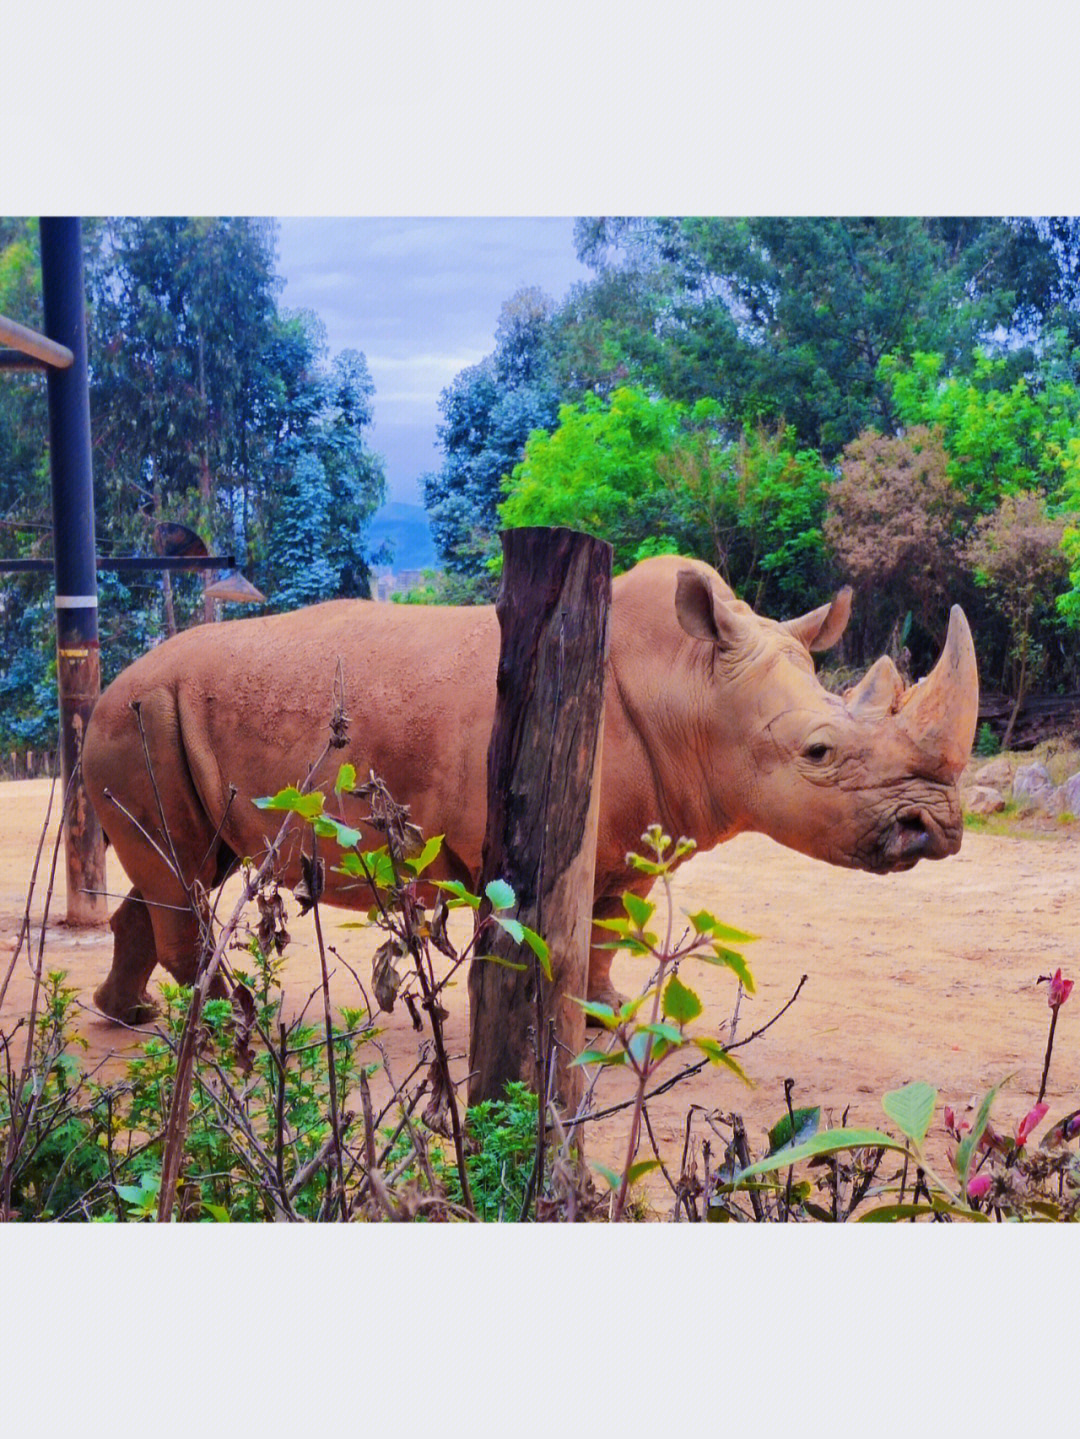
468,527,612,1114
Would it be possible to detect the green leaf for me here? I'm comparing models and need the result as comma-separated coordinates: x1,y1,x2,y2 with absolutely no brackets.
312,814,363,849
956,1081,1004,1189
622,892,655,929
626,1160,661,1185
733,1129,905,1185
617,991,654,1022
639,1022,684,1045
687,910,758,944
519,925,552,981
114,1183,151,1205
495,916,525,944
626,855,665,876
591,1162,622,1190
475,953,528,972
592,917,633,936
767,1106,821,1154
628,1029,654,1065
573,999,619,1030
662,973,702,1026
333,762,357,795
858,1201,989,1223
572,1049,627,1068
433,879,481,910
485,879,516,911
692,1036,749,1082
882,1081,938,1148
701,945,756,993
253,786,324,820
203,1203,232,1222
335,850,395,889
404,833,443,876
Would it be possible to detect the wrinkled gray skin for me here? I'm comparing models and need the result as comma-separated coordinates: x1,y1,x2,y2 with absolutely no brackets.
82,555,979,1023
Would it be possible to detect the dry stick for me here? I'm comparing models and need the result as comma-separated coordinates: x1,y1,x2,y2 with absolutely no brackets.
1,768,76,1216
357,820,476,1218
580,974,810,1127
641,1103,680,1198
308,835,348,1221
677,1105,700,1221
155,739,334,1222
730,1115,766,1222
358,1067,398,1220
518,1016,557,1221
275,1019,287,1200
131,701,196,908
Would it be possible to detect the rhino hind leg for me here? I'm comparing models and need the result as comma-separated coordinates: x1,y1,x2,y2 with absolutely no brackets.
94,885,228,1024
93,889,161,1024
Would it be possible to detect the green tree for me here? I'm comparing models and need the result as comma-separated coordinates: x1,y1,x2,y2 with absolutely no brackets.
0,218,386,751
880,344,1080,511
423,287,561,594
500,386,834,618
556,217,1080,457
963,491,1077,742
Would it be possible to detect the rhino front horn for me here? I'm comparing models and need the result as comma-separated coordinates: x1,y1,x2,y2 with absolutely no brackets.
896,606,979,779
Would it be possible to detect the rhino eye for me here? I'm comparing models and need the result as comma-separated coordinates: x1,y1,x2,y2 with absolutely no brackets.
804,742,832,764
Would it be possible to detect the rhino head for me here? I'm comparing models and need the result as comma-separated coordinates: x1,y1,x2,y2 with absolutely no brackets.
673,567,979,874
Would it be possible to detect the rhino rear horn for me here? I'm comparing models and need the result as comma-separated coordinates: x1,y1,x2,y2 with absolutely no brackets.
896,606,979,779
783,586,853,653
844,655,906,718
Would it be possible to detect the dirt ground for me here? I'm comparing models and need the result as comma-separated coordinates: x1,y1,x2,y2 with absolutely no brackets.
3,776,1078,1215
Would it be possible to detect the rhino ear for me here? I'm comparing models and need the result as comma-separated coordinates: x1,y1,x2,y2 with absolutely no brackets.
783,586,853,653
675,569,749,648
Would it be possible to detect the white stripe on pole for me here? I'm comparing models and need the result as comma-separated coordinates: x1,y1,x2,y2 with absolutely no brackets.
54,595,98,608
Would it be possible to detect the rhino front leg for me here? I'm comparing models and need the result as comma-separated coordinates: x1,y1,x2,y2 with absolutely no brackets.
588,877,662,1017
93,889,161,1025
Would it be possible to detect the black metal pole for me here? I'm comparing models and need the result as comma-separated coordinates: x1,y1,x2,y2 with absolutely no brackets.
39,217,107,926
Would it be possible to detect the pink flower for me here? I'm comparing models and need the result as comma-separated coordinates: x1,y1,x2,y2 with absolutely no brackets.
1015,1102,1049,1148
967,1174,992,1201
1048,969,1074,1010
943,1106,969,1138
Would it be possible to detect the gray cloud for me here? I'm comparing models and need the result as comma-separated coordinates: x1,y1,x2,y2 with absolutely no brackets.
275,217,590,503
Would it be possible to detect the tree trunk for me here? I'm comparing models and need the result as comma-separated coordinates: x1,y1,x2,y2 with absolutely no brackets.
468,527,612,1116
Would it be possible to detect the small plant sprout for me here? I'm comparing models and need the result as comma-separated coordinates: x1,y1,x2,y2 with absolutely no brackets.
1037,966,1073,1104
572,824,757,1220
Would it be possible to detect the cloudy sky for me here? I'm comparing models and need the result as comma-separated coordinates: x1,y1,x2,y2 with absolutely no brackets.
274,218,592,507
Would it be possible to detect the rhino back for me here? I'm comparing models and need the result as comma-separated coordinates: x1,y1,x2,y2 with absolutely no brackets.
91,599,503,872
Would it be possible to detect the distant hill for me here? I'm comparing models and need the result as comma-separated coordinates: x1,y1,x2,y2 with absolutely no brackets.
368,501,439,573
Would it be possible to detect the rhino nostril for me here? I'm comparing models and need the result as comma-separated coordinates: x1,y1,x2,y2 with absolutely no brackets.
897,812,927,834
883,810,931,862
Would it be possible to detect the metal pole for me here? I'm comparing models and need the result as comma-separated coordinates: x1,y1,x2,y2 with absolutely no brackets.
39,218,107,926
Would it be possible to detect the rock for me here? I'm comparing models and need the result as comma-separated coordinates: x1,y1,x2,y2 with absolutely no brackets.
1061,772,1080,816
974,755,1013,791
1012,762,1053,808
964,785,1006,816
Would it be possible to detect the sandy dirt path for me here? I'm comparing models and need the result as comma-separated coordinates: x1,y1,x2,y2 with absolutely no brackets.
3,777,1078,1214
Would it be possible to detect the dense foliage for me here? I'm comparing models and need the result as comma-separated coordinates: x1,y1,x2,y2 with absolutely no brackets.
427,216,1080,697
0,218,385,750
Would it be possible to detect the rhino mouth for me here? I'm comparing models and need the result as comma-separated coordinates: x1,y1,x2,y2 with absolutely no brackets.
875,806,956,872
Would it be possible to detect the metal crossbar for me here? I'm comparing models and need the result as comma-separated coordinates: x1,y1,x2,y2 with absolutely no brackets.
0,555,236,574
0,313,74,370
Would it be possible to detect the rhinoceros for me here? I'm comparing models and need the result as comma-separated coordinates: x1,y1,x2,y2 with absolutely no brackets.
81,554,978,1024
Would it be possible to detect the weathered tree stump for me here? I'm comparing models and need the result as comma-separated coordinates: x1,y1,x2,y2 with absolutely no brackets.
468,527,612,1114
